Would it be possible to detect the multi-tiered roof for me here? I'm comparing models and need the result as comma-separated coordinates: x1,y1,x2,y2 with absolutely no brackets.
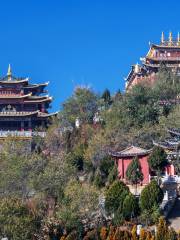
153,128,180,159
0,65,56,137
125,32,180,90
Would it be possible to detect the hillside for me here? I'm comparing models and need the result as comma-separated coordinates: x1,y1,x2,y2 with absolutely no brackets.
0,66,180,239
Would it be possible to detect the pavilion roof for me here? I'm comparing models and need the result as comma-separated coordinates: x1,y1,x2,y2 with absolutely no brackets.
168,128,180,136
110,145,151,157
153,141,178,150
0,76,29,84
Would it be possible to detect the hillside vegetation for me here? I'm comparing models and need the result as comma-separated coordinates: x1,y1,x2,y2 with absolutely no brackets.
0,67,180,239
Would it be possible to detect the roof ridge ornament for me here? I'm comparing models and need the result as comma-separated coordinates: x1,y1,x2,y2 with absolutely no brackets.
7,64,12,81
177,32,180,46
168,31,173,45
134,63,140,73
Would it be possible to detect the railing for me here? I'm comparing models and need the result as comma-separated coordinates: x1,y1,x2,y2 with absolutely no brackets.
161,175,180,184
0,130,46,138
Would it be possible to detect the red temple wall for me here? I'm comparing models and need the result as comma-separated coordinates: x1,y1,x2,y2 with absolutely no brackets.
117,155,150,185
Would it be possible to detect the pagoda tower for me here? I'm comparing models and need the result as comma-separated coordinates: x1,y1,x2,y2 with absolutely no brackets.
125,32,180,90
0,65,56,138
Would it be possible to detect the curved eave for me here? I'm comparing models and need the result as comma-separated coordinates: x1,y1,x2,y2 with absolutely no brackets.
126,66,135,82
0,110,39,117
38,111,58,118
109,150,151,158
23,82,49,89
24,97,52,103
0,93,32,99
168,128,180,136
0,77,29,84
153,141,173,150
151,43,180,49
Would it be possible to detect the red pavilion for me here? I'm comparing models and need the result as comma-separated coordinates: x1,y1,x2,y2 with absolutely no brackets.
110,146,151,185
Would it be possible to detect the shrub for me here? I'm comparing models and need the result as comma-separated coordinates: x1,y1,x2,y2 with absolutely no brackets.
140,180,163,211
105,180,129,215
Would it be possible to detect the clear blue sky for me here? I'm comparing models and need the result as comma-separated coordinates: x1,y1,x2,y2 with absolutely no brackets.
0,0,179,111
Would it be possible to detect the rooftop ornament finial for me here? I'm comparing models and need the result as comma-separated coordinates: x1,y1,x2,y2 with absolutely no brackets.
134,63,140,73
7,64,12,80
161,31,165,44
169,31,173,45
177,32,180,45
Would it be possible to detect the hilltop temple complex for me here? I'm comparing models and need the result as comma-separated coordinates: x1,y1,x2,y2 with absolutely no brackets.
125,32,180,90
0,65,56,138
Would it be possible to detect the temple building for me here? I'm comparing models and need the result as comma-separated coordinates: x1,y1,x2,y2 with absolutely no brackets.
125,32,180,90
110,146,151,185
0,65,56,138
153,128,180,176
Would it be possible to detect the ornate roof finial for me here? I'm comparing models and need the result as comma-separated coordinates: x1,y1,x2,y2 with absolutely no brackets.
134,63,140,73
161,31,165,44
177,32,180,45
169,31,173,45
7,64,12,78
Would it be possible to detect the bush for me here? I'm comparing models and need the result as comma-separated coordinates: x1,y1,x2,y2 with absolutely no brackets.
94,171,104,188
108,165,118,185
105,180,129,215
126,156,144,185
0,198,39,240
140,180,163,211
122,193,139,220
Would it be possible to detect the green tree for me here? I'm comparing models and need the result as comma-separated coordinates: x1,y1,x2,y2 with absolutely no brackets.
31,154,75,201
126,156,144,193
148,146,168,184
102,88,111,108
153,65,180,101
0,198,39,240
105,180,129,216
62,86,99,126
122,193,139,220
0,139,34,198
140,180,163,211
108,165,118,185
56,180,98,234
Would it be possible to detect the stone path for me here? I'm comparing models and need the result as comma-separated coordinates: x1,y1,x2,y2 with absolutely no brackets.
168,197,180,231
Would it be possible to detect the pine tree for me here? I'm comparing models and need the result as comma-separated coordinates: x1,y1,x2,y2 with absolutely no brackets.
102,89,111,108
140,180,163,212
148,146,167,184
126,156,144,194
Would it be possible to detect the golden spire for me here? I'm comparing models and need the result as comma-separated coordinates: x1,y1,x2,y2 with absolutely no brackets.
169,31,173,45
161,31,165,44
177,32,180,45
